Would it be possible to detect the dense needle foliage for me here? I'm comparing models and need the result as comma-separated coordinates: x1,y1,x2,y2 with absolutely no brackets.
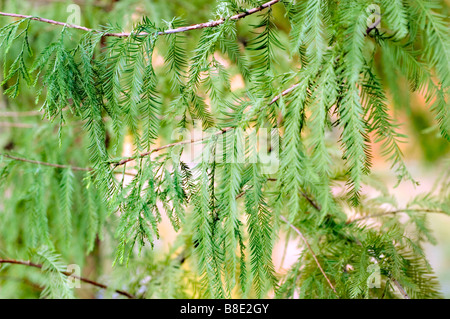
0,0,449,299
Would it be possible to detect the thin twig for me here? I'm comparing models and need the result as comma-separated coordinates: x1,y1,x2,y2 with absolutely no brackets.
113,127,234,167
0,258,135,299
344,219,411,299
391,277,410,299
346,209,446,225
2,82,299,170
0,107,70,118
236,180,321,215
366,17,382,35
269,83,299,104
1,154,91,171
0,0,280,37
0,153,136,176
112,82,299,167
0,146,176,174
282,210,411,298
280,215,339,297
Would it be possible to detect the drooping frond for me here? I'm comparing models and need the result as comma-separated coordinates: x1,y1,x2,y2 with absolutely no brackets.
0,0,448,300
33,246,74,299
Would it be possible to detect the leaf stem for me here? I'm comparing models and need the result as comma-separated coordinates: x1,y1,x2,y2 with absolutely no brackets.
0,258,136,299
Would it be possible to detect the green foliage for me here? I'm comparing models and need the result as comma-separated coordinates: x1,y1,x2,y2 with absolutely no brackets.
0,0,449,299
33,246,74,299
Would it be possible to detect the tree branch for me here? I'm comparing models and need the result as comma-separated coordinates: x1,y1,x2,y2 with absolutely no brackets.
391,277,410,299
282,212,413,299
1,154,91,171
280,215,339,297
0,258,135,299
0,0,280,37
2,82,299,170
344,212,412,299
366,17,382,35
269,83,299,104
112,82,299,167
346,208,447,225
112,127,234,167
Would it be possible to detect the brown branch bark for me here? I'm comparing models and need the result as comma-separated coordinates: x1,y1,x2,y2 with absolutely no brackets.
0,258,136,299
0,0,280,37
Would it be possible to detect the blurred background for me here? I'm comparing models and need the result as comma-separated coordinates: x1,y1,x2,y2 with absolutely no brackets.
0,0,449,298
